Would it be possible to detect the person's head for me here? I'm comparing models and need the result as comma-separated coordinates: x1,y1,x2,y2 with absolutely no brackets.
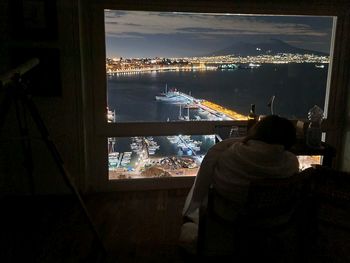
244,115,296,150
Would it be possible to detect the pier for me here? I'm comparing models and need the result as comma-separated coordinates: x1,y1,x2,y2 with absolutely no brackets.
158,90,247,121
200,100,247,120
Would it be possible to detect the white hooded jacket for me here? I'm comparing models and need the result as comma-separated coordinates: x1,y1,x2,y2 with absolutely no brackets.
182,138,299,222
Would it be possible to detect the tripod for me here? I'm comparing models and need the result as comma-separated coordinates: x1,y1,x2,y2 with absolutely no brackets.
0,59,106,261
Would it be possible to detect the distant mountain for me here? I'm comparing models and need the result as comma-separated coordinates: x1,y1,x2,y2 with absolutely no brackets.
207,39,328,57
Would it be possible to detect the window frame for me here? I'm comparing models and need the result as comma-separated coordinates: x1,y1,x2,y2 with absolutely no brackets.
80,0,350,192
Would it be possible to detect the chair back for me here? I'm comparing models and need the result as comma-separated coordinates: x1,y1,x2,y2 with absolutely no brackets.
240,175,302,228
197,173,303,260
304,166,350,229
297,166,350,262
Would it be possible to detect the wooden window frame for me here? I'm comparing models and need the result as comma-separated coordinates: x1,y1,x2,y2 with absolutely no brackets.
79,0,350,192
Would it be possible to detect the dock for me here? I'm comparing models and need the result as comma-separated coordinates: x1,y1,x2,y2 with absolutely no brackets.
158,90,247,121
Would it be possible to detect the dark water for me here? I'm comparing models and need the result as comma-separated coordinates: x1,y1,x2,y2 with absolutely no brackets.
107,63,328,121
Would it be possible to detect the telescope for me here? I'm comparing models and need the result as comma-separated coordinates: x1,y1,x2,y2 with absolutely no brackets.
0,58,39,88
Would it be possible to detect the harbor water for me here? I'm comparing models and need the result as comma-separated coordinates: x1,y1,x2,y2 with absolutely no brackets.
107,63,328,122
107,63,328,177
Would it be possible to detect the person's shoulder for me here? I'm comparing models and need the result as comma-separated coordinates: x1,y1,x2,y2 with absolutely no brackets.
211,137,242,151
284,150,300,172
284,150,298,160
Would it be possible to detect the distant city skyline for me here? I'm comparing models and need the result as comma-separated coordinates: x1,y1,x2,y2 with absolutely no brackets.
105,10,334,58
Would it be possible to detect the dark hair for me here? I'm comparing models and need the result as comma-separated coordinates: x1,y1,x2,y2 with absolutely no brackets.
243,115,296,150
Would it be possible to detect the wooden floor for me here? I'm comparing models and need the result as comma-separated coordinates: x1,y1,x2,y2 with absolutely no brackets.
2,187,350,262
86,189,190,263
0,189,190,263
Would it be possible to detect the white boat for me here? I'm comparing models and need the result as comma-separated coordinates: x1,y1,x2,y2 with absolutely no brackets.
315,64,325,68
167,136,179,144
108,152,119,164
149,145,160,150
248,63,261,68
188,143,200,151
155,84,188,103
194,140,202,145
177,143,186,148
107,108,116,122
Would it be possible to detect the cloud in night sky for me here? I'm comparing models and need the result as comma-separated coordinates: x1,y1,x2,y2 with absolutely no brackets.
104,10,333,58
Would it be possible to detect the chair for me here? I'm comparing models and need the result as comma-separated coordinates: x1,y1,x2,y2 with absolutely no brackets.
301,166,350,262
197,174,304,262
308,166,350,227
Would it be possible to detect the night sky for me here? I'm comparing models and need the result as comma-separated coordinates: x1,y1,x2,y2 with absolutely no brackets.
104,10,334,58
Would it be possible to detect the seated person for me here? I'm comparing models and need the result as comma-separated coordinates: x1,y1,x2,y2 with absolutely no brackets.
179,115,299,253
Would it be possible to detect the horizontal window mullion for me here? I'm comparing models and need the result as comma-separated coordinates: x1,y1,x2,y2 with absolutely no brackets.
101,120,247,137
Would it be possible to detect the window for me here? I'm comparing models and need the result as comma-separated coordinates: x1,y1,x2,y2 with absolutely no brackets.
105,11,334,123
104,10,334,179
108,135,216,179
82,1,348,190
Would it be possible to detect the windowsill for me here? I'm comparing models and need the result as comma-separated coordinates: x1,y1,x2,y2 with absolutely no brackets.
103,175,195,192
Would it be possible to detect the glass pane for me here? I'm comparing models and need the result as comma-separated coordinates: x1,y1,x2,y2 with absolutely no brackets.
105,10,334,122
297,155,322,170
108,135,216,179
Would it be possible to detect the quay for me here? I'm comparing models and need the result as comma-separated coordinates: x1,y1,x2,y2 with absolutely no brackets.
157,89,247,120
200,100,247,120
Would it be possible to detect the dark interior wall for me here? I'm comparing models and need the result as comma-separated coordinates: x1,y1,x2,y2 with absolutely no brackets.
0,0,10,73
0,0,86,194
340,10,350,172
0,1,350,261
341,79,350,171
1,0,350,195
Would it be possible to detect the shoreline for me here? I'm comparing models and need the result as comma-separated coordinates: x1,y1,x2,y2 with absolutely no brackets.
107,61,329,75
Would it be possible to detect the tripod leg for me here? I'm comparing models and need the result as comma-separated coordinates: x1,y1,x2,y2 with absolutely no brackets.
14,98,35,194
19,91,106,260
1,88,35,195
0,89,13,132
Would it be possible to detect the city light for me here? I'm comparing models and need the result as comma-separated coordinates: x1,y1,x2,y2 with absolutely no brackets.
106,53,329,74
